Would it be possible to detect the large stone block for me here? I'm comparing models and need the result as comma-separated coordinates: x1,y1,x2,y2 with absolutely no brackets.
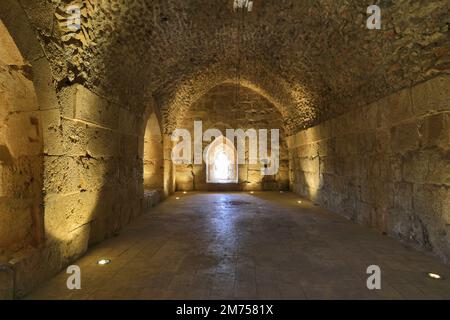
427,150,450,185
393,182,413,212
119,107,141,136
3,111,42,157
413,184,446,221
61,118,120,157
412,75,450,115
378,87,413,127
402,152,428,183
390,121,421,154
44,155,118,194
31,57,59,111
74,85,119,129
0,198,33,249
0,264,14,300
0,66,39,113
41,109,64,156
11,244,63,298
418,112,449,150
44,192,99,241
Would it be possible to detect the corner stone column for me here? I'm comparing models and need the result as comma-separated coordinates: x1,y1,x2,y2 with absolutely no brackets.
163,134,175,197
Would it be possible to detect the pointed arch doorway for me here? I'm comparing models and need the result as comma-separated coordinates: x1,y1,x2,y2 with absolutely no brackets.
206,136,238,184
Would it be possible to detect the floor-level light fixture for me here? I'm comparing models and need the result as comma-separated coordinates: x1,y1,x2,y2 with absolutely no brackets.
427,272,443,280
97,259,111,265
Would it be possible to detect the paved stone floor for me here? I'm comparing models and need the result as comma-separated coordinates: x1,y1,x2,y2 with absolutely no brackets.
27,192,450,300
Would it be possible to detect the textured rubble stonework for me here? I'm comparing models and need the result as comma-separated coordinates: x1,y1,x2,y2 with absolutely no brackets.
175,84,289,191
288,75,450,262
14,0,450,134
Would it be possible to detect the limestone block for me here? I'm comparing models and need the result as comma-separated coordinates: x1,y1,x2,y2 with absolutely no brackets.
402,152,428,183
418,112,449,150
31,57,59,110
120,134,139,160
390,122,421,153
378,87,413,127
0,198,33,249
0,264,14,300
44,192,99,241
388,155,403,182
1,156,41,197
61,118,120,157
320,157,336,174
0,66,39,112
426,151,450,185
11,245,63,298
74,85,119,129
303,171,320,190
374,129,391,154
61,224,90,261
393,182,413,212
44,155,118,194
3,111,42,157
44,155,82,194
412,75,450,115
119,108,141,136
356,201,376,227
143,189,161,211
413,184,445,220
360,101,379,130
41,109,63,155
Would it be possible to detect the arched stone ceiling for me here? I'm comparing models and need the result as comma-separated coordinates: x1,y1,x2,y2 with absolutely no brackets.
14,0,450,133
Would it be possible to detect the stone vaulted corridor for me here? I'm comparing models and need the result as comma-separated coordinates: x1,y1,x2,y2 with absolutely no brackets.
0,0,449,301
28,192,450,300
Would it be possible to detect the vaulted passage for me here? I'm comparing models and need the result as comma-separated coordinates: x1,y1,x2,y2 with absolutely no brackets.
0,1,449,300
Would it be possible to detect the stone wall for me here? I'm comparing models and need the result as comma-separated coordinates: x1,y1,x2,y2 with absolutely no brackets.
7,84,149,298
0,21,42,257
0,20,46,300
175,84,289,191
288,75,450,262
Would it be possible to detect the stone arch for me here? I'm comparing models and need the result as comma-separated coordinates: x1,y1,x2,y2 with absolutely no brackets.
206,136,238,184
158,61,316,135
0,1,59,298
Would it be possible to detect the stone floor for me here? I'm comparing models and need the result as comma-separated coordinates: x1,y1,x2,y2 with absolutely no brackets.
27,192,450,300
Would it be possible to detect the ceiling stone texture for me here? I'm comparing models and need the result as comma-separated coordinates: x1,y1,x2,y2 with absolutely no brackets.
17,0,450,133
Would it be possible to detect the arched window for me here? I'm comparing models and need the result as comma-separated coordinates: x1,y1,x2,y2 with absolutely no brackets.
206,136,238,183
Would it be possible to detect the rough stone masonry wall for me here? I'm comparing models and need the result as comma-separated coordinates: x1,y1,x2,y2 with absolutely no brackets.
5,82,150,298
288,75,450,263
176,84,289,191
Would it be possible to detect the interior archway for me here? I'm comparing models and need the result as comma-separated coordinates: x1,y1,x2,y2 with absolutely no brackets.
174,83,290,191
206,136,238,184
0,19,43,261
